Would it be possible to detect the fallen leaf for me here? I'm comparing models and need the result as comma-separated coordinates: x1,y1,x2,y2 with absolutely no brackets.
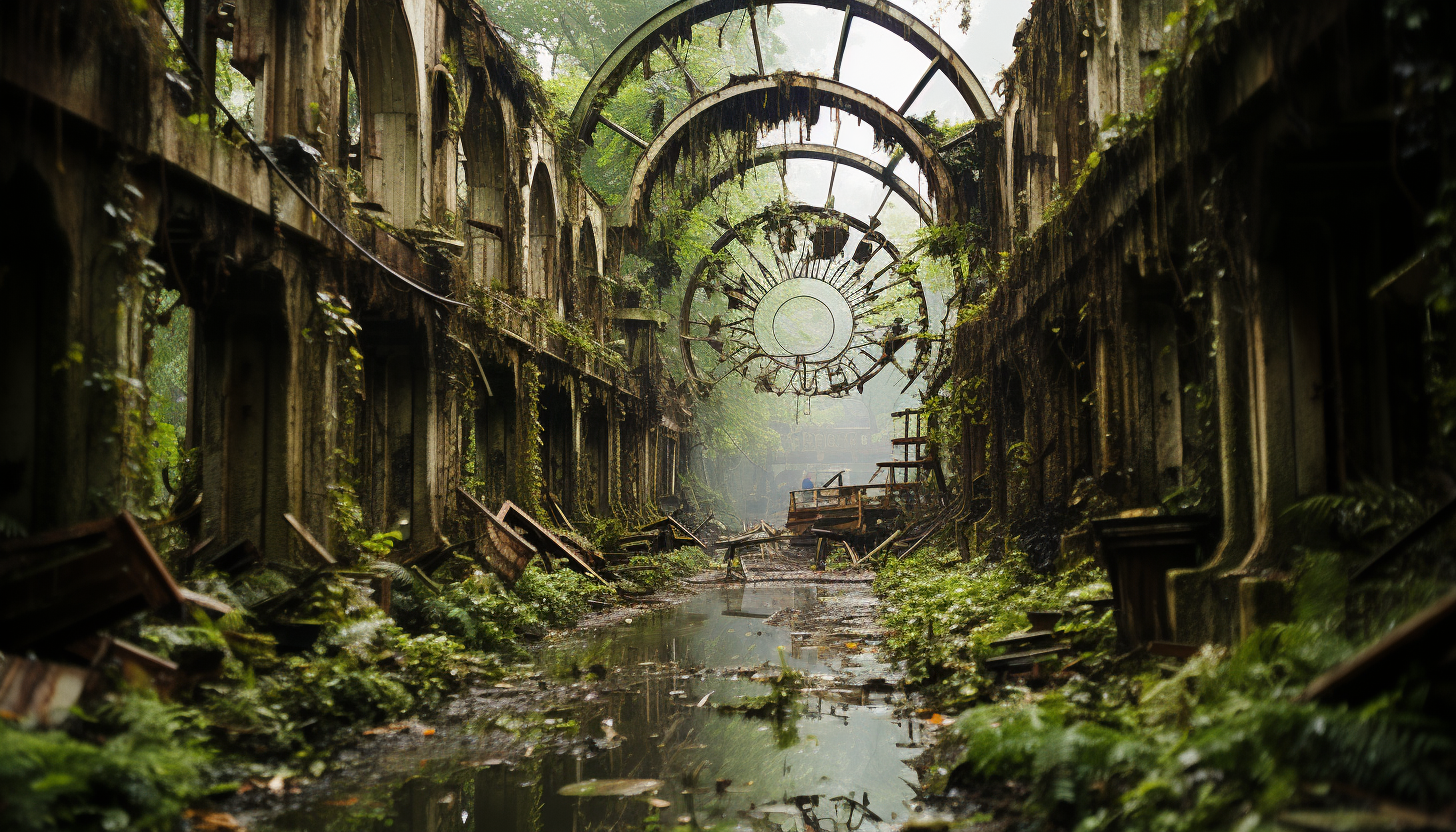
928,713,945,725
183,809,248,831
323,797,359,807
421,728,436,736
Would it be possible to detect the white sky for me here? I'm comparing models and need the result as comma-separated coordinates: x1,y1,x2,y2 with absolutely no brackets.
722,0,1029,229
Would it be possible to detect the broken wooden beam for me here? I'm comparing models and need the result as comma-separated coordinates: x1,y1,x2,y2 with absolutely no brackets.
0,512,185,651
456,489,544,584
283,513,337,566
1298,585,1456,705
194,538,261,577
863,529,903,562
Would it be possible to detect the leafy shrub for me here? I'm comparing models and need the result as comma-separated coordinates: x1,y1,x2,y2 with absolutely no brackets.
0,693,213,832
953,628,1456,830
514,565,617,626
875,544,1114,703
625,545,712,591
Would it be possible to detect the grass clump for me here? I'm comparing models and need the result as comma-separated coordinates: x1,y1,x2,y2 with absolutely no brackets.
623,545,712,592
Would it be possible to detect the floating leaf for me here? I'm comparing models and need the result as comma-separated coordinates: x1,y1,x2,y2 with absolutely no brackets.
557,779,665,797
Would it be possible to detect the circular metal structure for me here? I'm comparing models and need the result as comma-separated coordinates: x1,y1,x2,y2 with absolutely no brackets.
569,0,996,148
680,203,930,398
686,142,936,224
615,74,958,227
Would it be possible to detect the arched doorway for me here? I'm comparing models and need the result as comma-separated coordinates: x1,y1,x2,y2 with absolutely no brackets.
462,90,508,291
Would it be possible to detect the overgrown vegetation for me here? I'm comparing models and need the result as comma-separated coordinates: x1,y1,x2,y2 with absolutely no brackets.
880,480,1456,831
944,553,1456,832
876,544,1115,708
0,545,702,831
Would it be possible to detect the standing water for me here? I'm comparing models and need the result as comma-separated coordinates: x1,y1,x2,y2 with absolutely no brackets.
256,584,929,832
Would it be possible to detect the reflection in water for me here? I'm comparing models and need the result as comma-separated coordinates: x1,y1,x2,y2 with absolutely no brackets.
262,586,921,832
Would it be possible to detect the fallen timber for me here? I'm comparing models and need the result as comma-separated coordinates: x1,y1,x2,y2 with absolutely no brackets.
497,499,608,585
455,489,547,586
0,512,186,652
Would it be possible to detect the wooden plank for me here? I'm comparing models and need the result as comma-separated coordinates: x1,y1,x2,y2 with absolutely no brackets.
283,513,337,565
498,500,608,585
0,656,92,727
1299,586,1456,704
0,512,184,650
456,488,542,581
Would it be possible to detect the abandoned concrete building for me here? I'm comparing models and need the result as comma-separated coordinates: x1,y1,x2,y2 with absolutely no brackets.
0,0,1452,668
0,0,689,568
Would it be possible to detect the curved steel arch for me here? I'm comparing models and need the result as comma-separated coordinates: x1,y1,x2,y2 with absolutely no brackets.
570,0,995,145
615,74,957,227
686,143,936,224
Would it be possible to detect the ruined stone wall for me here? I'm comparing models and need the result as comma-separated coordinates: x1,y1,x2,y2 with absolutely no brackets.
953,0,1456,643
0,0,682,564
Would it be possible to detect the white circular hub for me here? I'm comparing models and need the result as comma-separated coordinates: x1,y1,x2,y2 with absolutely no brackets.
753,277,855,364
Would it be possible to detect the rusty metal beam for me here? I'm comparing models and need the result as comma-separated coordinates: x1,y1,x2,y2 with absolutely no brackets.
615,74,958,227
597,112,650,149
832,5,853,80
898,57,942,114
570,0,995,144
686,143,934,223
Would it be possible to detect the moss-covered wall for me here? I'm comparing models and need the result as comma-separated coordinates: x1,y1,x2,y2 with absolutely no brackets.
0,0,679,566
951,0,1456,643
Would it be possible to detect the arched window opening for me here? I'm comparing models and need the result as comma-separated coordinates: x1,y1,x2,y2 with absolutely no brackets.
558,226,573,319
462,91,508,291
340,0,420,220
528,163,557,303
578,222,602,340
429,69,458,222
336,49,363,183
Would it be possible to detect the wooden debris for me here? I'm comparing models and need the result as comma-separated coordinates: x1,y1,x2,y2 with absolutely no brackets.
498,500,607,585
1147,641,1202,659
179,588,234,619
1299,586,1456,705
456,489,543,585
283,513,337,565
0,655,92,727
65,635,180,692
982,644,1073,672
639,514,709,551
194,538,261,577
0,512,185,651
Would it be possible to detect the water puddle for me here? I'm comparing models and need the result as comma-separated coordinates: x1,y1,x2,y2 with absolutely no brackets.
256,585,927,832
